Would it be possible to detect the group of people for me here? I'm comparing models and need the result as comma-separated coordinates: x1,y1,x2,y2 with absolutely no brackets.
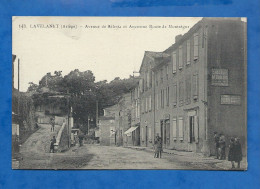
214,132,242,169
154,134,163,158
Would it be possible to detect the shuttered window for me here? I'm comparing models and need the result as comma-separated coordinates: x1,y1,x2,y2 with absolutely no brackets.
185,75,191,104
172,118,177,140
173,84,177,107
149,95,152,111
166,86,170,106
187,40,191,65
194,33,199,60
172,51,177,73
193,74,199,100
179,45,183,69
178,117,184,141
179,80,184,105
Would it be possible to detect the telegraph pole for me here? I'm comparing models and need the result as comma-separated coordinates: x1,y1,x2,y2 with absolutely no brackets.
96,100,98,127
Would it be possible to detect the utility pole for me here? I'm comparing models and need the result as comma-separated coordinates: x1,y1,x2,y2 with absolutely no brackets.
96,100,98,127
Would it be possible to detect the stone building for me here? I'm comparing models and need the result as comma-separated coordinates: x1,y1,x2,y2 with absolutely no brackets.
138,18,246,156
99,105,119,146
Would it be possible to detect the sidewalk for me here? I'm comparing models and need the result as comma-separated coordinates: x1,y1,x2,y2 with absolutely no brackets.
124,146,247,170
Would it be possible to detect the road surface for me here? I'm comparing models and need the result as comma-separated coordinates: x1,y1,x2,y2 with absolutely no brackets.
17,124,246,170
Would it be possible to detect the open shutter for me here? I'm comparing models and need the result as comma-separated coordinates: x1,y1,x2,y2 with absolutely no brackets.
172,118,177,140
178,117,184,141
194,116,199,143
187,117,191,143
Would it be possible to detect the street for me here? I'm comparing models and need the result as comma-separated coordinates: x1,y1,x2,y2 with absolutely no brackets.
17,124,246,170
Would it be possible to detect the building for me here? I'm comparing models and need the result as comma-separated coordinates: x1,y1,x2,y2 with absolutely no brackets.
138,18,246,156
99,105,119,146
124,82,141,146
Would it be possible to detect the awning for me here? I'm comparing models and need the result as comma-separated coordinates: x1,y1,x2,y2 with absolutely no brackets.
124,126,139,135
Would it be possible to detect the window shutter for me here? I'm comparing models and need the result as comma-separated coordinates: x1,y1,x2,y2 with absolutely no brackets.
172,118,177,139
188,117,191,143
194,116,199,143
187,40,191,64
179,46,183,69
172,52,177,73
194,33,199,60
178,117,184,140
173,84,177,106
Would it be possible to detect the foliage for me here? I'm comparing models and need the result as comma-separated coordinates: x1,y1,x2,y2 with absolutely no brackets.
29,70,138,130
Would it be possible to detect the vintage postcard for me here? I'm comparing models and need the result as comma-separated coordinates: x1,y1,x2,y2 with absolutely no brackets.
12,17,247,170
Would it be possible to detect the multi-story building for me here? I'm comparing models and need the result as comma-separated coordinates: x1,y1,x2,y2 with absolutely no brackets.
99,104,119,146
124,83,141,146
139,18,246,156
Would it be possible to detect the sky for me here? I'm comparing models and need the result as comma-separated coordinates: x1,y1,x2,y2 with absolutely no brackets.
12,17,202,92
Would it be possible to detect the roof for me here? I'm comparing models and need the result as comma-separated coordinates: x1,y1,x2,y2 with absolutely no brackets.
139,51,170,73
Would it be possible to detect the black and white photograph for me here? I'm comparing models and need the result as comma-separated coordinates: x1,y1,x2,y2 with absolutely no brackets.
12,17,247,170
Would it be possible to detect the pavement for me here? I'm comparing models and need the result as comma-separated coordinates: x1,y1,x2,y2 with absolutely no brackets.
16,123,247,170
124,146,247,170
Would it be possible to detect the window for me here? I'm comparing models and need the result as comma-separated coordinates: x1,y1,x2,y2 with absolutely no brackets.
185,75,191,104
156,93,159,110
194,33,199,60
145,97,148,112
172,51,177,73
179,80,184,105
148,127,152,140
149,71,152,88
192,74,199,100
166,65,169,80
160,69,163,83
178,117,184,141
161,89,164,108
141,127,144,141
166,86,170,106
146,71,149,90
155,72,158,86
179,45,183,69
172,118,177,140
149,95,152,111
140,78,144,93
187,40,191,65
173,84,177,107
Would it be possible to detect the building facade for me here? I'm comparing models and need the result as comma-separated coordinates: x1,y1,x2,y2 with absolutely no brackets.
138,18,246,156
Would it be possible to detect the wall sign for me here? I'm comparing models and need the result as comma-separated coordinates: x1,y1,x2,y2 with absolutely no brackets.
211,69,228,86
221,95,241,105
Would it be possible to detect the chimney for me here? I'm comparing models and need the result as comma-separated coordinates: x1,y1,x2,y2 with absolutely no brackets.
175,34,182,43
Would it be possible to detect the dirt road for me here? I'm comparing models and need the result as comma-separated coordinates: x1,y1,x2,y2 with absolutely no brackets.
17,124,245,170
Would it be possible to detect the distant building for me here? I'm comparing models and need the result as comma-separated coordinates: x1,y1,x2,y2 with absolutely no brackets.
99,105,119,146
137,18,246,156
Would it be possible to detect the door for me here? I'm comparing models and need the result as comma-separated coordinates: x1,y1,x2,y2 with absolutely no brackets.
188,115,198,144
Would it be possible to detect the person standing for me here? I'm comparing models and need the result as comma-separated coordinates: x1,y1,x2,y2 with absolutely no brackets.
154,135,159,158
219,134,226,160
228,137,236,169
157,135,163,158
234,137,242,169
50,117,55,132
50,136,56,153
214,132,220,159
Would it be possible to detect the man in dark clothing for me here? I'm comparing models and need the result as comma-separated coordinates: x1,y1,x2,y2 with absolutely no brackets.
214,132,220,159
228,137,236,169
50,136,56,153
219,134,226,160
234,137,242,169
